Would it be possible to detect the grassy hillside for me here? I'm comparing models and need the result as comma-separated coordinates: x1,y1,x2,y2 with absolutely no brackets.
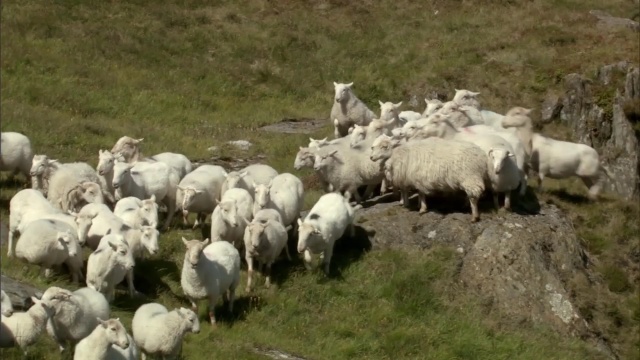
1,0,638,359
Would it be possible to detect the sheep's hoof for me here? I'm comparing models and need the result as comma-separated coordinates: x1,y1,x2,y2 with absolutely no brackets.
471,217,480,223
418,208,427,214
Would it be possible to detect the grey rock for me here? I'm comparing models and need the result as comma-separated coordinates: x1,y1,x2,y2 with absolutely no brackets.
540,93,563,124
0,275,43,311
227,140,253,151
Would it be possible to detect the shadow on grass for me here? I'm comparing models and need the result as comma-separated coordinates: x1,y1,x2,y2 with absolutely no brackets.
547,189,594,205
215,294,266,327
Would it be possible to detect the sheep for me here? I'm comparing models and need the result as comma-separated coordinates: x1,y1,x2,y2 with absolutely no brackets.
131,303,200,359
47,163,107,212
348,119,395,149
436,101,485,128
0,132,34,182
370,135,488,222
29,154,63,196
86,234,137,302
112,161,180,231
113,195,159,229
15,219,84,284
110,136,193,179
501,107,612,199
180,238,241,326
422,98,444,117
399,111,422,123
40,286,110,352
176,164,227,228
486,147,522,210
210,187,253,250
297,193,359,274
97,149,124,200
219,163,278,200
330,82,376,138
243,218,290,292
252,173,304,231
8,189,89,257
452,89,481,109
1,290,14,317
0,296,55,355
73,318,131,360
252,208,284,224
378,101,408,129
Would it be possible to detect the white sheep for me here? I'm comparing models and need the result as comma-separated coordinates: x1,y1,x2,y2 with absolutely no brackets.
15,218,84,284
47,163,107,212
370,135,488,222
378,101,407,129
29,154,57,195
86,234,137,302
297,193,358,274
112,161,180,230
252,208,284,224
210,187,253,250
1,290,14,317
502,107,612,199
0,296,55,355
73,318,131,360
252,172,304,230
436,101,485,128
113,195,159,229
176,164,227,228
180,238,240,326
422,98,444,117
452,88,481,109
330,82,376,138
40,286,110,352
0,132,34,182
110,136,193,179
132,303,200,359
486,147,521,210
348,119,394,149
97,149,125,199
243,218,290,292
219,163,278,200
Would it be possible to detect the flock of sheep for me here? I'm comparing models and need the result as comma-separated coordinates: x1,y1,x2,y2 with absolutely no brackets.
0,81,612,359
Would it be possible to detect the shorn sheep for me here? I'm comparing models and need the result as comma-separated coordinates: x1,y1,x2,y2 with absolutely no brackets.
501,107,613,199
73,318,131,360
219,163,278,200
113,195,159,229
86,234,137,302
252,172,304,231
176,164,227,228
0,296,55,355
132,303,200,359
370,135,488,222
331,82,376,138
0,131,34,182
210,187,254,250
1,290,13,317
180,238,241,326
244,218,290,292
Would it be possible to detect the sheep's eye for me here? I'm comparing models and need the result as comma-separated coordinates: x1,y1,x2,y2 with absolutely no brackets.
110,327,116,331
119,250,126,255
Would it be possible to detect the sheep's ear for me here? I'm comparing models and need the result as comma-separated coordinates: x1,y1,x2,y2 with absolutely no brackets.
195,189,204,193
134,138,144,144
329,150,338,157
202,238,210,246
30,296,40,304
297,218,303,226
107,240,118,251
454,88,460,93
470,91,480,97
321,137,327,142
378,100,384,107
348,127,354,134
394,101,402,108
239,171,248,178
524,108,533,115
97,317,107,326
252,181,258,188
267,179,273,188
182,237,189,246
50,159,59,164
488,149,494,157
346,82,353,87
508,152,515,158
299,146,304,151
333,81,338,87
424,98,429,104
149,194,156,202
177,185,184,191
309,137,315,142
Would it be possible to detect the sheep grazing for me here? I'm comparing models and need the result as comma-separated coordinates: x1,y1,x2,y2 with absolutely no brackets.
112,161,180,230
243,218,290,292
15,218,84,284
370,135,488,222
113,195,159,229
1,290,14,317
86,234,137,302
252,173,304,231
40,286,110,352
297,193,359,274
73,318,131,360
132,303,200,359
502,107,612,199
180,238,241,326
210,187,254,250
176,164,227,228
220,163,278,200
0,296,55,355
330,82,376,138
422,98,444,117
0,132,34,182
110,136,193,179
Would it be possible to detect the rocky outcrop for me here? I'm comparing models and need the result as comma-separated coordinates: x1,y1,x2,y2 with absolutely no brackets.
0,275,43,311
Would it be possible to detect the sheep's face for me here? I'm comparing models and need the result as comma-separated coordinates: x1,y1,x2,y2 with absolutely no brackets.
107,236,135,271
74,214,92,246
112,163,134,189
177,307,200,333
370,135,395,162
140,196,159,227
333,82,353,103
99,318,130,350
179,187,202,211
423,99,444,116
141,226,160,256
313,150,338,171
30,155,53,176
81,182,105,205
110,136,143,162
182,237,208,268
219,201,238,228
308,137,329,150
97,150,118,176
378,101,402,121
294,148,315,170
401,121,421,139
253,184,270,211
245,222,267,256
56,230,78,257
452,89,481,108
502,107,533,128
29,296,55,320
488,148,514,174
1,291,14,317
41,286,73,306
349,125,367,148
297,220,322,254
223,172,242,190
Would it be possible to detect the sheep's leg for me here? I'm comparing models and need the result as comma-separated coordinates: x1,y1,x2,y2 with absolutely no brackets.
362,184,376,200
401,190,409,208
351,187,363,204
45,268,53,278
161,197,176,231
245,256,254,293
182,210,189,227
537,173,545,191
303,249,313,271
582,176,601,200
418,192,428,214
518,172,528,196
126,269,139,298
227,286,236,314
322,247,334,275
7,228,16,257
504,192,512,210
284,242,292,261
264,263,272,288
493,193,500,210
469,196,480,223
207,296,217,326
349,222,356,237
380,179,387,194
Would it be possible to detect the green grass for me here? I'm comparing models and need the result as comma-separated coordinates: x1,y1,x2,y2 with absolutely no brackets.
1,0,639,359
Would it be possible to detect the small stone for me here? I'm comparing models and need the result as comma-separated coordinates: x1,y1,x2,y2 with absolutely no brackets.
207,146,218,152
456,247,464,254
540,93,562,124
427,230,437,239
228,140,253,151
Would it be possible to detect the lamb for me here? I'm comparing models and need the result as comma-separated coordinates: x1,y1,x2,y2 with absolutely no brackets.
40,286,111,352
1,290,14,317
297,193,359,274
180,238,241,325
422,98,444,117
113,195,159,229
176,164,227,228
0,296,55,355
0,132,34,182
112,161,180,230
210,187,253,250
86,234,137,302
370,135,488,222
501,107,612,199
132,303,200,359
110,136,193,179
15,219,84,284
243,218,290,292
73,318,131,360
330,82,376,138
252,173,304,231
219,163,278,200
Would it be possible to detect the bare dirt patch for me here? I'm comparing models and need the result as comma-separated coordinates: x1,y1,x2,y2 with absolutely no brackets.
258,117,327,134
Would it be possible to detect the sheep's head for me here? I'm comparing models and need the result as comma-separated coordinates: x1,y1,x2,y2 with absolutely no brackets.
106,234,135,271
30,154,57,176
222,171,243,190
452,89,481,108
110,136,143,162
81,182,104,205
140,226,160,256
28,296,55,320
378,101,402,121
112,162,135,189
41,286,73,305
294,147,316,170
488,148,515,175
178,186,203,212
253,183,271,211
333,81,353,103
439,101,461,115
1,290,14,317
349,124,368,148
182,237,210,268
297,219,321,253
423,98,444,116
98,318,130,350
308,137,329,150
313,150,339,171
502,107,534,128
370,134,400,162
176,307,200,333
97,149,119,176
140,195,159,227
72,211,95,246
56,230,78,257
245,221,268,256
218,200,239,228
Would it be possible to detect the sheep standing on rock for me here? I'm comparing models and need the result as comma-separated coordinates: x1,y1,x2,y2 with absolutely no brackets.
132,302,200,359
243,218,290,292
180,238,241,326
110,136,193,179
210,187,254,250
0,132,34,183
86,234,137,302
176,164,227,228
486,147,521,210
297,193,359,274
73,318,132,360
113,195,159,229
0,296,55,355
1,290,13,317
252,173,304,232
330,82,376,138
